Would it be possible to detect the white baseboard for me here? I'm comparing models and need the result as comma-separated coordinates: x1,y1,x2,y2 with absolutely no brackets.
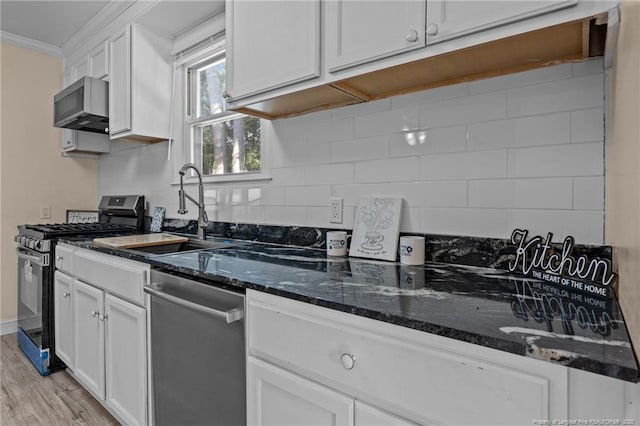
0,318,17,336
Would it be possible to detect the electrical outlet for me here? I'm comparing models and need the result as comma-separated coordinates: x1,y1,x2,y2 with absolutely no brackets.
329,198,343,224
40,205,51,219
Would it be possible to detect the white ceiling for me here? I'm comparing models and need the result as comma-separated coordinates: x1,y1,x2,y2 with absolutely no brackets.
1,0,225,51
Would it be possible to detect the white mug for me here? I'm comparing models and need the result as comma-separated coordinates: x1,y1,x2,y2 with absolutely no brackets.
399,236,425,265
327,231,349,257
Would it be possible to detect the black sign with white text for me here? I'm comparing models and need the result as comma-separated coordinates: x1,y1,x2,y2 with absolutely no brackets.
508,229,616,299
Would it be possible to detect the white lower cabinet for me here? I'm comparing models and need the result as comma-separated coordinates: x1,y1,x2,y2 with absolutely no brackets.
53,271,74,369
248,356,354,426
246,290,637,425
354,401,419,426
73,279,105,399
104,294,146,426
55,245,149,426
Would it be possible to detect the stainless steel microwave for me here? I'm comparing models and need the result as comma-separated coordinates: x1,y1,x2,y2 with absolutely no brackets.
53,76,109,134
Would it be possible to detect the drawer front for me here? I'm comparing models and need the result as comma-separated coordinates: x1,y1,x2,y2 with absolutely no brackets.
55,243,75,274
248,291,566,425
74,248,147,306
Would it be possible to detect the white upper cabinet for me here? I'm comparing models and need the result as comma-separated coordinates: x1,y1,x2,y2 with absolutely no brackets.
88,40,109,80
108,26,131,137
109,23,172,142
426,0,578,44
325,0,426,72
225,0,320,102
72,58,89,82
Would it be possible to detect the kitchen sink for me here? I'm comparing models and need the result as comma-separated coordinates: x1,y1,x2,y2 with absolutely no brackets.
128,239,235,255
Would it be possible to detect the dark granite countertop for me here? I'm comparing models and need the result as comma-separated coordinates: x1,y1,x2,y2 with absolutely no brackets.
60,235,639,383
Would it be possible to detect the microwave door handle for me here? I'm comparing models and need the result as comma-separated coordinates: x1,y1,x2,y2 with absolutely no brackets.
16,247,45,266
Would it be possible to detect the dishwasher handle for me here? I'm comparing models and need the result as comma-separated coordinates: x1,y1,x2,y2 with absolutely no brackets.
145,284,244,323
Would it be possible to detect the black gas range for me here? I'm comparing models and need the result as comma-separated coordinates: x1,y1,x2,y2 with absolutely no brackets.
15,195,145,375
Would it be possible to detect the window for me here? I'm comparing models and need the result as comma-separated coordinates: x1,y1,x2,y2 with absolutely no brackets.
185,51,262,178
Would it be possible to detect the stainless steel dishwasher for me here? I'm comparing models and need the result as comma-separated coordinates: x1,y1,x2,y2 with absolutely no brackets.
145,270,246,426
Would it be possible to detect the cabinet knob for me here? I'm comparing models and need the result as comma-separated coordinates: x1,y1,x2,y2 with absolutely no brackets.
222,90,231,99
91,310,99,317
99,314,108,322
340,353,356,370
405,29,419,42
426,23,439,36
63,292,70,298
56,256,63,261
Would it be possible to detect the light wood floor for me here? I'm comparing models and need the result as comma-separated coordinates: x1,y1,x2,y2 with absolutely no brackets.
0,333,118,425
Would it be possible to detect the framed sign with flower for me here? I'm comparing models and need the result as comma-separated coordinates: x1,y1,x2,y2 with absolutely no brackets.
350,197,403,261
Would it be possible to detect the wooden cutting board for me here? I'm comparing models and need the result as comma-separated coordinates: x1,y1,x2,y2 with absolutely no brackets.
93,233,188,248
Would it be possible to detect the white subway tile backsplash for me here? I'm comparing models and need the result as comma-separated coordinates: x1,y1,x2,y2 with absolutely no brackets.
334,181,466,208
421,150,507,180
573,177,604,210
468,178,573,209
246,187,286,206
305,117,354,144
270,142,331,168
419,91,506,128
467,113,570,151
420,208,508,238
392,83,468,108
285,185,331,206
506,209,604,244
571,108,604,143
400,207,420,232
305,163,354,185
355,106,419,138
507,73,603,117
264,206,307,226
270,167,306,186
508,142,603,178
390,125,466,157
468,63,572,95
331,136,389,162
100,61,606,243
412,181,468,207
355,157,420,183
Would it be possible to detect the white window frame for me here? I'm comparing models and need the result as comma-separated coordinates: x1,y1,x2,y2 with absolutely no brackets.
177,41,270,185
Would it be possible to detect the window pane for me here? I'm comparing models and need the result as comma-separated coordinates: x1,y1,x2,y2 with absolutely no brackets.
198,116,261,176
196,57,226,118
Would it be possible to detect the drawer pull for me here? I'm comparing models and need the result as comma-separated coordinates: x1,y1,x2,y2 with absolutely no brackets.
340,353,356,370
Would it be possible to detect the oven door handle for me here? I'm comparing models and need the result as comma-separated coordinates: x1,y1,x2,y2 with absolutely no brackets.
16,247,47,267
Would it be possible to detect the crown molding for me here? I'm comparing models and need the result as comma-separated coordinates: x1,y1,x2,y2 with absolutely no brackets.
61,0,160,59
0,31,63,57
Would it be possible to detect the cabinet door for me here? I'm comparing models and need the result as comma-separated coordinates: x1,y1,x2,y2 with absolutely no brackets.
326,0,426,72
72,57,89,81
248,357,354,426
73,280,105,400
108,25,131,136
355,401,418,426
88,41,109,80
53,271,74,369
226,0,320,101
426,0,578,45
104,294,147,426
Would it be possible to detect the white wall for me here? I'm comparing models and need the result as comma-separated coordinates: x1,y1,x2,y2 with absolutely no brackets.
1,43,98,324
99,59,605,244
